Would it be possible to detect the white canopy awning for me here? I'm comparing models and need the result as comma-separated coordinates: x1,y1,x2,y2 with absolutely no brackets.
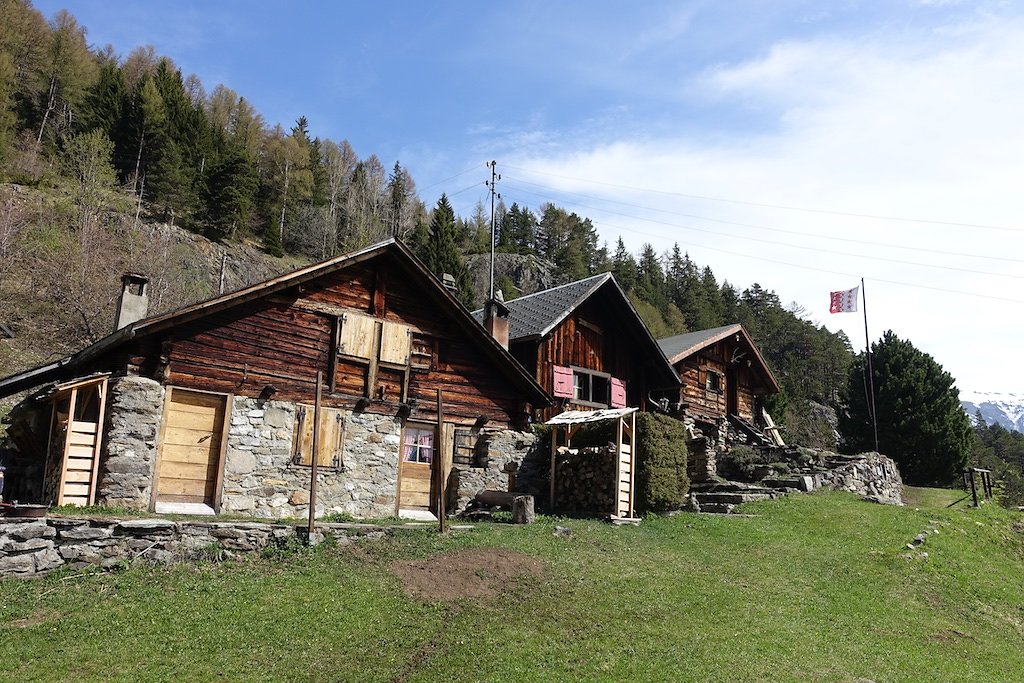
544,407,638,426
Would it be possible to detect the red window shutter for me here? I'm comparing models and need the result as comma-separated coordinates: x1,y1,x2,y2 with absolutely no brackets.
610,377,627,408
552,365,573,398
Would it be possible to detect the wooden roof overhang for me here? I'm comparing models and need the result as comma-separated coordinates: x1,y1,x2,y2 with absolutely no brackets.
0,240,551,407
660,323,781,394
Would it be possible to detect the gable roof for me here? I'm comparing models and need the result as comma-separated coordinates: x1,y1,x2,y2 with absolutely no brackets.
658,323,780,393
0,239,551,405
474,273,610,341
473,272,679,386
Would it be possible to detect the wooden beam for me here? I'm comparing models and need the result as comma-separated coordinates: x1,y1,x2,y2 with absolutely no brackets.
87,379,109,506
308,370,323,533
436,388,447,533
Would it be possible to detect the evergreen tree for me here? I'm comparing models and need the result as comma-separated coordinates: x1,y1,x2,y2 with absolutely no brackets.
612,237,637,292
424,194,473,306
635,243,667,309
840,331,972,485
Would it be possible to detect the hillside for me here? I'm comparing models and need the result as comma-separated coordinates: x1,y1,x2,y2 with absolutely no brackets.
0,182,307,415
2,490,1022,681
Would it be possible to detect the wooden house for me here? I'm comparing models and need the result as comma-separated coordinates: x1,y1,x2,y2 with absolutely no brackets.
657,323,780,431
0,240,549,519
476,273,680,421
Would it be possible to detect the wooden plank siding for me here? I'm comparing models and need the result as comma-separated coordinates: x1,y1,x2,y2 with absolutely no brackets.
529,296,653,422
164,254,526,429
673,337,761,422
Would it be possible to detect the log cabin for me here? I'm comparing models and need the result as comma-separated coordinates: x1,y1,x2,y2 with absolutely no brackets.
657,323,781,441
0,239,549,519
475,273,680,422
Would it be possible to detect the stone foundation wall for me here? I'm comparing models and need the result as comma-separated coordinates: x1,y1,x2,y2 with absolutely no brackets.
97,376,165,509
450,429,535,513
220,398,402,519
0,516,388,579
683,416,728,483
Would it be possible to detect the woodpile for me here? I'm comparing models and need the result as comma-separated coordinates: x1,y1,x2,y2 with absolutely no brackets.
553,445,616,515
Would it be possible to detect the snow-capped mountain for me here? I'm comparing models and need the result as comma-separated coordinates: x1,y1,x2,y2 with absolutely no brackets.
961,390,1024,433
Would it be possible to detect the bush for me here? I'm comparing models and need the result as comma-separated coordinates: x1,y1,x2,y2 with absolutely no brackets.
636,412,689,513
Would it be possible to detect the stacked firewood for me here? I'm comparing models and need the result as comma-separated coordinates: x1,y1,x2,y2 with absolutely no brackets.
553,445,617,515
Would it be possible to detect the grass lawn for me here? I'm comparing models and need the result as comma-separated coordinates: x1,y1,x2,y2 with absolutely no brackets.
2,490,1023,682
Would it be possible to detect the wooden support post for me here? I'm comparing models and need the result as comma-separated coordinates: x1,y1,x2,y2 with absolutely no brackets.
549,426,558,513
436,389,447,534
969,469,979,508
308,370,323,534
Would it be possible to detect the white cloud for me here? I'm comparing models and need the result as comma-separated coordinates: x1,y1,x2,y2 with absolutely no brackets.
507,13,1024,393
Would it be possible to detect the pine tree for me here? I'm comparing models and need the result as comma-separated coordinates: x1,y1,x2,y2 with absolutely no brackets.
840,331,972,485
424,194,473,306
612,238,637,292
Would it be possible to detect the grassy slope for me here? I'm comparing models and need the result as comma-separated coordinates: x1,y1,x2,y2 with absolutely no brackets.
2,491,1023,682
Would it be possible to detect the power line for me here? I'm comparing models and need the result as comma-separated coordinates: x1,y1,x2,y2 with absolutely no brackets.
497,190,1024,306
503,163,1024,234
500,184,1024,281
590,217,1024,306
419,163,489,192
502,174,1024,266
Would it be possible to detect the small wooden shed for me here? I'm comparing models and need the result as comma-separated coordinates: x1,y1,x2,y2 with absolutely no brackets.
545,407,638,521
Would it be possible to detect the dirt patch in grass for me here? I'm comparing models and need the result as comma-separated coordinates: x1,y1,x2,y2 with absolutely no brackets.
391,547,545,602
5,608,60,629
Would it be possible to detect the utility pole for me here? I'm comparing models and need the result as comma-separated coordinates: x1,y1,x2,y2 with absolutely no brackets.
485,161,501,301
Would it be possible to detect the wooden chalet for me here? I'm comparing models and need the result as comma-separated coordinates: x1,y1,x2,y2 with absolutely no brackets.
475,273,680,421
657,323,780,432
0,240,549,519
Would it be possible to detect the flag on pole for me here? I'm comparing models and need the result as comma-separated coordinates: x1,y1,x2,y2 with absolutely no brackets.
830,286,859,314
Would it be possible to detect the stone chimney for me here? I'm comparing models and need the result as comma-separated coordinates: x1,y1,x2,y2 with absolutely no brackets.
114,273,150,331
483,295,510,350
441,273,457,294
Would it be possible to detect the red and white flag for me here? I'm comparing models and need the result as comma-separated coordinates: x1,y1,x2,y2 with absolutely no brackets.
830,286,859,314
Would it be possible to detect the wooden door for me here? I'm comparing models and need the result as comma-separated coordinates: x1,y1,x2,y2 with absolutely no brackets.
398,424,436,512
726,367,739,417
397,423,455,515
156,388,227,508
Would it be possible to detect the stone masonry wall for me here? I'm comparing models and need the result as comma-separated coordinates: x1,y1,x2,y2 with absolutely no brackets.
0,515,388,579
451,429,535,513
96,376,165,509
220,398,401,519
816,451,903,505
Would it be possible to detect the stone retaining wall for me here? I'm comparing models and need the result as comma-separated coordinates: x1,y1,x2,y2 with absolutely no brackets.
0,516,389,579
816,451,903,505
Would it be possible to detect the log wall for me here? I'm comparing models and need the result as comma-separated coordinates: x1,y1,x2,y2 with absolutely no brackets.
162,254,526,429
530,296,652,420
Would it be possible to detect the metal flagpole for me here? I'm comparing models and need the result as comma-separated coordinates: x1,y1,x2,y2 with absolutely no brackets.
861,278,879,452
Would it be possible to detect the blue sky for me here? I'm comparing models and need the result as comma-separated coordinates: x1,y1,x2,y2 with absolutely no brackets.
33,0,1024,397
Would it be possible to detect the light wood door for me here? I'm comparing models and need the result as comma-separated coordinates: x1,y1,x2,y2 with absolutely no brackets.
398,424,437,512
157,389,227,506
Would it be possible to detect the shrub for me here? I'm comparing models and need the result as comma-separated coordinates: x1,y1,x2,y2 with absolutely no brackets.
635,412,689,513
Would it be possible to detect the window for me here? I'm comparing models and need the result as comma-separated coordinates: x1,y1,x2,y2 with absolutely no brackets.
292,405,345,468
705,370,723,393
331,311,415,400
571,367,611,407
403,426,434,463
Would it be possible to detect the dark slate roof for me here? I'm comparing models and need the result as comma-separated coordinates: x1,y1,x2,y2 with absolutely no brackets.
472,273,611,341
658,323,780,393
657,324,741,362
